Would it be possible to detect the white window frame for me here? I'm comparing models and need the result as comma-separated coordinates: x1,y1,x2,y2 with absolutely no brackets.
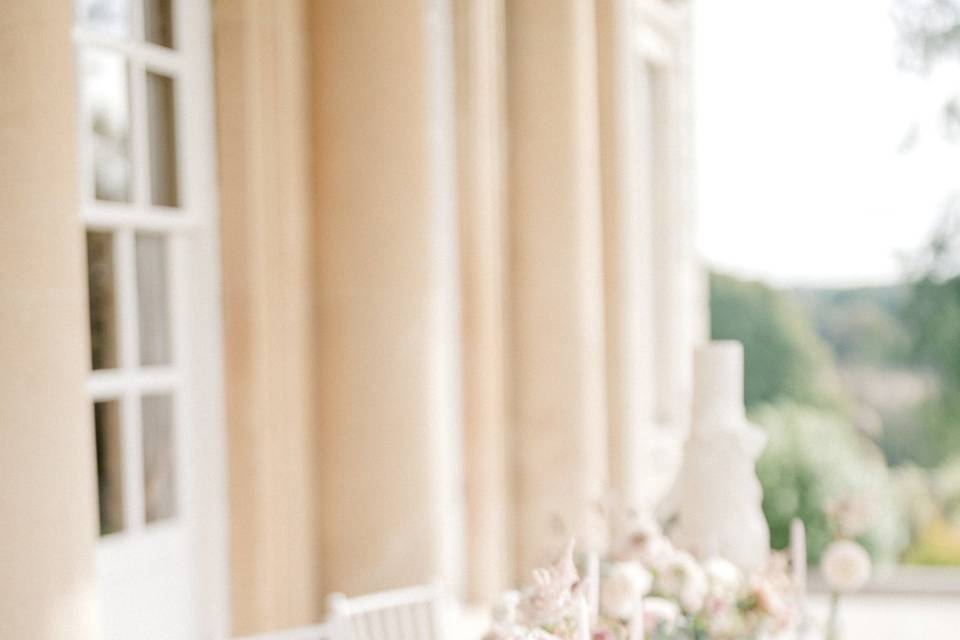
74,1,229,637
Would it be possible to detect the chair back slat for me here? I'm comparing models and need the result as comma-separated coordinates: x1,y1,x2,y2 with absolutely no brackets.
413,601,432,640
327,582,447,640
396,598,417,640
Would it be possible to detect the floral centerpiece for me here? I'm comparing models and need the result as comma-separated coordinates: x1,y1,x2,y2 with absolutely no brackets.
486,515,797,640
597,512,794,640
485,540,591,640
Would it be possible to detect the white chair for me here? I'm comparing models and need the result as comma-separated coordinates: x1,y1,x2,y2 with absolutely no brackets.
327,582,449,640
233,622,331,640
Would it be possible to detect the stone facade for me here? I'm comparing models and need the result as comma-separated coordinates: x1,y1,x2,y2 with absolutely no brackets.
0,1,701,637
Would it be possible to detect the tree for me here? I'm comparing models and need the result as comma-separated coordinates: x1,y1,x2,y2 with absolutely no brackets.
899,206,960,463
894,0,960,72
893,0,960,139
709,272,846,411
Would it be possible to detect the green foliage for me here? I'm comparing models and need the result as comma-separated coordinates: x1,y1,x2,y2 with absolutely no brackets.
897,210,960,465
709,273,844,411
893,0,960,140
904,275,960,390
893,0,960,72
752,402,909,564
792,286,912,367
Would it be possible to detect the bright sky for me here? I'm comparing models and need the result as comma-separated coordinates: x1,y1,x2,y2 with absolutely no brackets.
694,0,960,287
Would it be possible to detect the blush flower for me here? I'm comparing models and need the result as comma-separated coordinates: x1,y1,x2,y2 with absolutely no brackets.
821,540,871,593
643,597,681,635
600,562,652,620
656,550,708,613
517,540,579,627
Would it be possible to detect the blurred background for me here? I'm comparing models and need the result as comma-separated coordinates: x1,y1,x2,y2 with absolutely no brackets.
4,1,960,639
697,0,960,634
698,0,960,571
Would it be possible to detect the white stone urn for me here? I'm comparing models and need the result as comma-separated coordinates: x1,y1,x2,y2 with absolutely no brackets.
667,340,770,572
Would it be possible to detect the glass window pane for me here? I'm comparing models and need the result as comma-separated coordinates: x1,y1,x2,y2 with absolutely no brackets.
135,234,172,365
142,394,176,523
94,400,125,535
77,0,130,38
86,232,119,370
81,50,133,203
146,72,179,207
144,0,174,48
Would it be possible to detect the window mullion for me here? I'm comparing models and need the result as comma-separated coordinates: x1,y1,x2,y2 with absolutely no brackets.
115,227,145,530
130,58,151,211
122,391,146,532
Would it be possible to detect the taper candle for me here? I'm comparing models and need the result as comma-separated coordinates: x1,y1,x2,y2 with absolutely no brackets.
586,549,600,621
576,594,591,640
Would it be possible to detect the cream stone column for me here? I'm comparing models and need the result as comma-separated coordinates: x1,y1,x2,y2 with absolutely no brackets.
313,0,465,596
0,2,100,638
647,8,698,437
596,0,658,511
453,0,511,601
506,0,608,573
630,3,702,512
213,0,319,633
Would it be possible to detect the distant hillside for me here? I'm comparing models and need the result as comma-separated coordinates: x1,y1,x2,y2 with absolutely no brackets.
710,273,945,466
789,285,912,367
786,283,940,465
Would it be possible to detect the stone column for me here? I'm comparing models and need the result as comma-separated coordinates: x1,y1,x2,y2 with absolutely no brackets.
453,0,511,601
0,2,100,638
632,6,701,510
596,0,657,511
213,0,319,633
312,0,465,596
506,0,608,573
648,15,697,437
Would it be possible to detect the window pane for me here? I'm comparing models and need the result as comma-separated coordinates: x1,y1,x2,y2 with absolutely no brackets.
144,0,174,48
86,232,119,370
146,72,179,207
135,234,172,365
81,50,133,203
77,0,130,38
142,394,176,523
94,401,125,535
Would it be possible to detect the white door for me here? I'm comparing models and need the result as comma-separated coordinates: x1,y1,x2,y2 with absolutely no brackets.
75,1,228,638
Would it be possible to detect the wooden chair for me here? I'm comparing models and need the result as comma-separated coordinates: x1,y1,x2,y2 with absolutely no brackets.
233,622,331,640
326,582,449,640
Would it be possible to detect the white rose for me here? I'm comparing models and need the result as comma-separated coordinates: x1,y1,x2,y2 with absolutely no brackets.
643,597,681,635
703,557,742,597
492,590,521,625
619,519,674,569
642,535,676,573
679,577,708,614
821,540,871,593
656,551,708,613
600,562,653,620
